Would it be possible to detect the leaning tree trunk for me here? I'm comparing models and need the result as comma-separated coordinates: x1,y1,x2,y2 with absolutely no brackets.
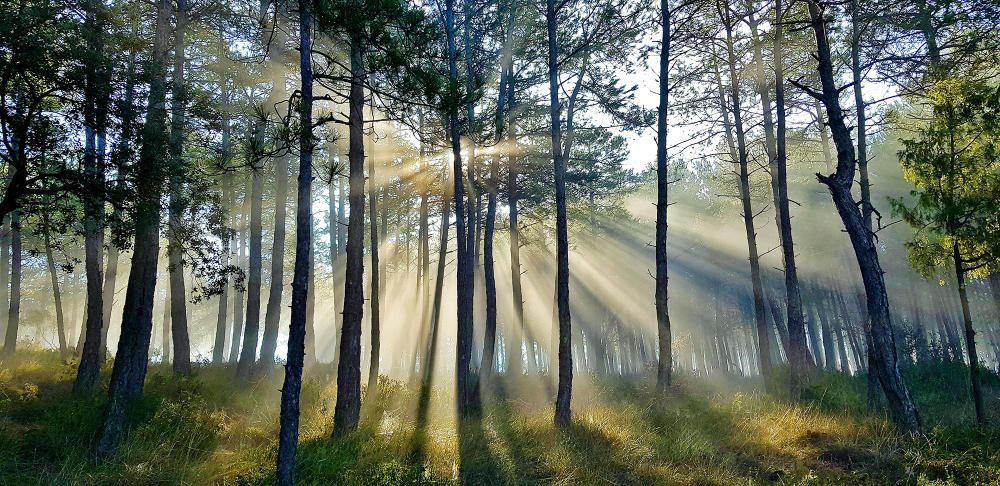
333,34,366,437
275,1,313,480
42,217,68,358
654,0,672,394
803,0,920,434
236,166,264,379
92,0,170,458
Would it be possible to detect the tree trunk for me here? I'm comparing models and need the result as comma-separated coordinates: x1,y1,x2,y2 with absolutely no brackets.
92,0,170,457
259,153,289,370
366,139,381,395
444,0,476,419
275,1,313,481
333,34,366,437
654,0,672,394
547,0,573,427
214,175,232,364
74,0,108,390
162,287,171,362
772,0,808,396
804,0,920,434
42,218,68,358
167,0,191,375
1,214,21,354
0,217,9,341
236,166,264,379
953,244,984,424
230,191,248,362
721,18,771,383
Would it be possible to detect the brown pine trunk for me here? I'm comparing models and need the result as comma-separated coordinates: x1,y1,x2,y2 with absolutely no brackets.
953,244,984,424
547,0,572,427
92,0,170,457
366,139,381,395
236,165,264,379
275,1,313,480
167,0,191,375
259,153,289,370
333,34,366,437
43,217,68,358
654,0,672,394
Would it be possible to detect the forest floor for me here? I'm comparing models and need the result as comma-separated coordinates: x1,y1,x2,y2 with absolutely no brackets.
1,349,999,485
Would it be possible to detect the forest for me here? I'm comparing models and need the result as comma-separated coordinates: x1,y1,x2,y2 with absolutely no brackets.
1,0,1000,483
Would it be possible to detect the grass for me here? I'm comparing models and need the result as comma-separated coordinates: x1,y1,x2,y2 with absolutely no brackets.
1,348,999,485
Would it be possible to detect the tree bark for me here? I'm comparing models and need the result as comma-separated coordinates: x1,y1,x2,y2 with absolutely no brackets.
259,152,289,370
953,244,984,424
547,0,573,427
654,0,672,394
366,139,381,395
42,217,68,358
167,0,191,375
803,0,920,434
236,165,264,379
92,0,170,457
333,34,366,437
276,0,313,480
721,14,771,383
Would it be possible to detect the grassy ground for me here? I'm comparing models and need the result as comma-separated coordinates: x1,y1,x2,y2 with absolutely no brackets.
1,348,999,485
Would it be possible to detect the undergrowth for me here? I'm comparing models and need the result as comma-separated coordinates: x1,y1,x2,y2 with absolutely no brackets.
1,347,998,485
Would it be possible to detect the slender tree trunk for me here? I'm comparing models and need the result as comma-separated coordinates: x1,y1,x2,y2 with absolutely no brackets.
0,218,9,341
367,139,381,395
236,166,264,379
804,0,920,434
230,192,248,362
546,0,573,427
276,1,313,480
2,209,22,353
772,0,808,396
43,217,68,358
721,17,771,383
953,244,984,424
162,287,171,362
654,0,672,394
259,153,289,370
214,176,232,364
92,0,170,457
333,34,366,437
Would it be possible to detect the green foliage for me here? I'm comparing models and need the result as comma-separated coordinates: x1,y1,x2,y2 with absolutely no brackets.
891,78,1000,280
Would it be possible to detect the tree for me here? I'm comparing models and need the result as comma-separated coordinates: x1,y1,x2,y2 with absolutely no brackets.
794,0,921,434
93,0,173,458
277,0,315,480
892,78,1000,424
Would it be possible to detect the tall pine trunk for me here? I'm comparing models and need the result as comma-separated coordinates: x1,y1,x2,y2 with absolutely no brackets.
167,0,191,375
367,140,381,395
953,244,984,424
654,0,671,394
259,153,289,369
92,0,171,457
547,0,573,427
333,34,366,437
43,216,67,358
236,166,264,379
276,0,313,480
